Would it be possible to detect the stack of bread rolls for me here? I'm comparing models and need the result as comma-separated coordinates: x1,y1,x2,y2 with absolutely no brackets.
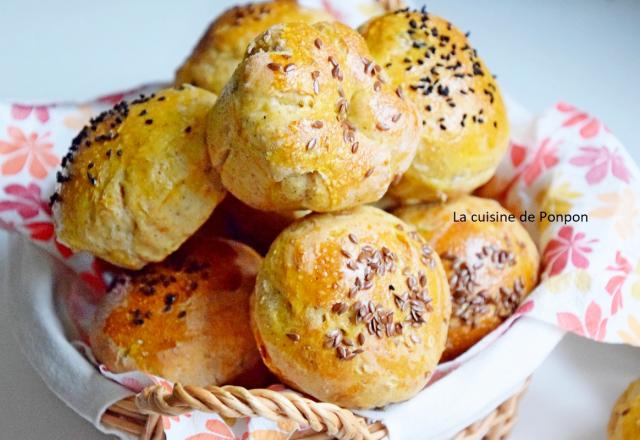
52,0,539,410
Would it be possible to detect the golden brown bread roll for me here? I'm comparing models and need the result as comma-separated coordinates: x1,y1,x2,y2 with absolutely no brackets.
394,196,539,361
52,85,225,269
359,8,509,202
176,0,332,94
609,379,640,440
207,21,419,212
251,205,450,408
90,236,269,388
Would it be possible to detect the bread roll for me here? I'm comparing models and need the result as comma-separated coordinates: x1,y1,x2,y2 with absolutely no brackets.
207,21,419,212
359,8,509,202
90,236,269,388
52,85,225,269
176,0,332,94
251,205,450,408
609,379,640,440
394,196,539,361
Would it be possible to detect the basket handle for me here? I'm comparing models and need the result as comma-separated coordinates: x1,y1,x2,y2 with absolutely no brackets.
135,383,386,440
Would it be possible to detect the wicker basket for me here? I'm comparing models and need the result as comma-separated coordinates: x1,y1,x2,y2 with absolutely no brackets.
101,379,529,440
98,1,528,438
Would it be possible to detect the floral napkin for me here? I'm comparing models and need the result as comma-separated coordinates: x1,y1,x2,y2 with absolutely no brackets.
1,0,639,438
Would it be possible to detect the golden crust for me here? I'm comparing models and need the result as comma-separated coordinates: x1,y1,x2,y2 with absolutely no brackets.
90,236,269,388
359,10,509,202
175,0,332,94
394,196,539,361
207,21,420,212
53,85,225,269
609,379,640,440
251,205,450,408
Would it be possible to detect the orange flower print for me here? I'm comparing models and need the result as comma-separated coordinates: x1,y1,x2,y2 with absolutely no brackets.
618,315,640,346
63,105,94,131
186,419,236,440
590,188,639,240
0,126,58,179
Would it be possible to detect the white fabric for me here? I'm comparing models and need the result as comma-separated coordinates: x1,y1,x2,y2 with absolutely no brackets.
2,234,563,439
360,319,563,439
2,235,134,438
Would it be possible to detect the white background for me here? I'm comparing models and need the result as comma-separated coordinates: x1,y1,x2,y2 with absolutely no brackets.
0,0,639,439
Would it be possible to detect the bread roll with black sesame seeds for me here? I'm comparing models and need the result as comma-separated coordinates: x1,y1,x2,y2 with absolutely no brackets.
90,235,270,388
207,21,419,212
394,196,539,361
359,9,509,202
175,0,332,95
251,205,450,408
608,378,640,440
52,85,225,269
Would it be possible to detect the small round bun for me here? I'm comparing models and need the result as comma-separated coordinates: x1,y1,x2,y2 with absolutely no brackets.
90,236,269,388
359,9,509,202
52,85,225,269
394,196,539,361
176,0,332,94
251,205,450,408
609,379,640,440
207,21,419,212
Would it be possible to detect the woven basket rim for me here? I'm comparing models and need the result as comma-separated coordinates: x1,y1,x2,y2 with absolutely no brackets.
101,379,529,440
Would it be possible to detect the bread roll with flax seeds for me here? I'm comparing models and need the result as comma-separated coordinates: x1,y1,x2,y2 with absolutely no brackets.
251,205,450,408
176,0,332,94
207,21,419,212
394,196,539,361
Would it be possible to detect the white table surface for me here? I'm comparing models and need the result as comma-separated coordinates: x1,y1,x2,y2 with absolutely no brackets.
0,1,639,439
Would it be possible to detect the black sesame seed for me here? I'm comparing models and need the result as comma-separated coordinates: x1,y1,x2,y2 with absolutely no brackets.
49,192,62,206
163,293,177,312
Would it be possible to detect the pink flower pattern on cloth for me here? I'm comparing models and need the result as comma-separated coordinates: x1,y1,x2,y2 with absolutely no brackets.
2,85,640,437
1,7,640,439
481,101,640,346
3,90,640,438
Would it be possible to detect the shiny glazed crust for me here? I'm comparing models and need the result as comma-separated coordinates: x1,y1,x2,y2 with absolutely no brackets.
52,86,225,269
608,379,640,440
90,237,269,388
176,0,332,94
251,205,450,408
394,196,539,361
359,9,509,202
207,21,419,212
